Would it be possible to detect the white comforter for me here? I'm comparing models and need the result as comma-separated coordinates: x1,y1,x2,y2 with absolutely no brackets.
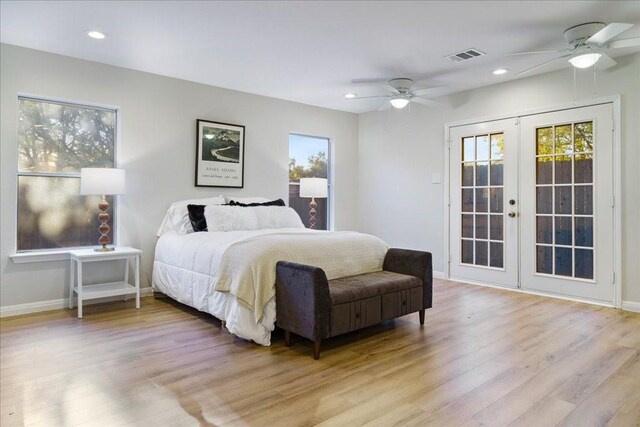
152,228,388,346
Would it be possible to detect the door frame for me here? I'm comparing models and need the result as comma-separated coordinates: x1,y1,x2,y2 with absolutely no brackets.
443,95,621,308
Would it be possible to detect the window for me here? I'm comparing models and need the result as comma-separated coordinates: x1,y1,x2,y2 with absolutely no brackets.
17,97,117,251
288,134,330,230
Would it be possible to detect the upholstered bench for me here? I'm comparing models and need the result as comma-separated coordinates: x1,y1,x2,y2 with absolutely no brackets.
275,248,432,359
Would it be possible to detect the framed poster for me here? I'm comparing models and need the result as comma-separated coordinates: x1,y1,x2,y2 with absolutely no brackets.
195,119,245,187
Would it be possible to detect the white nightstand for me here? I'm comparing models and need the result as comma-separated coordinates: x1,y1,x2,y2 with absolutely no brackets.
68,247,142,318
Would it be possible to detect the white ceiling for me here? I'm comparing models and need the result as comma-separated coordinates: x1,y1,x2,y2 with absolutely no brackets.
1,1,639,114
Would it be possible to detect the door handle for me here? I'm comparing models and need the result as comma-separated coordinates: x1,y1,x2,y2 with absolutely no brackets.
508,212,517,218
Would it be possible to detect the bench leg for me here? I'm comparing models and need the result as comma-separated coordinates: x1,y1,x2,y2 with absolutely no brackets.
313,339,321,360
284,330,291,347
419,309,425,325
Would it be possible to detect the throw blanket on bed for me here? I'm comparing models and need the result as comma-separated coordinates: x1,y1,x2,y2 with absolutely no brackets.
213,230,388,322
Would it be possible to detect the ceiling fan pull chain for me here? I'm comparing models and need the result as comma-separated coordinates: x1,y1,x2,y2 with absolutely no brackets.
573,67,577,105
593,66,597,98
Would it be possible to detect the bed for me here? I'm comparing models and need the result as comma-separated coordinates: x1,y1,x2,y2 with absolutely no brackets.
151,196,388,346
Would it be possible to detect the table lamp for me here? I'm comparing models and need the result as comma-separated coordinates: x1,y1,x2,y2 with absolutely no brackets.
80,167,125,251
299,177,327,229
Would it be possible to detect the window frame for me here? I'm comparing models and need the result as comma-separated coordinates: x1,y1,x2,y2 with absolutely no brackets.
15,94,121,254
288,132,333,231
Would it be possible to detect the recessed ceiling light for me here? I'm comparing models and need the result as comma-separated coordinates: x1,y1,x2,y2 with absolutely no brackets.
87,31,106,40
492,68,509,75
344,93,357,99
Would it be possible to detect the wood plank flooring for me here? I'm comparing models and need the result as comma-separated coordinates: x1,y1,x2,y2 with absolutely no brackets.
1,279,639,426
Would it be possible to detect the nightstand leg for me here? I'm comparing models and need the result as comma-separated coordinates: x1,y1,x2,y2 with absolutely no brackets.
77,261,83,318
124,258,130,301
135,255,140,309
69,258,75,309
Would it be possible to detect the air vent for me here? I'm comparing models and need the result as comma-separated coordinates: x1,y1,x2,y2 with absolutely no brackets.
445,48,486,62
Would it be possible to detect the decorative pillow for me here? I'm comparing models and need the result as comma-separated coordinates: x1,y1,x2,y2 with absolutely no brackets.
224,196,270,204
156,196,225,236
205,205,259,232
187,204,208,232
254,206,304,229
228,198,286,207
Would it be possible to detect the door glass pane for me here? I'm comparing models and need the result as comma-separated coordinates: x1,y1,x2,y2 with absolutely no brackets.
476,135,489,161
475,241,488,266
536,187,552,214
575,154,593,183
536,216,552,244
536,127,553,155
555,247,573,276
555,124,573,154
462,189,474,212
574,217,593,247
490,242,503,268
555,216,572,246
536,157,553,184
490,188,503,213
463,137,475,161
490,215,503,241
462,239,474,264
462,163,474,186
536,246,553,274
476,162,488,186
555,186,572,214
475,215,488,239
575,249,594,279
490,161,504,185
490,133,504,159
476,188,488,212
574,122,593,153
575,186,593,215
555,155,572,184
462,215,474,238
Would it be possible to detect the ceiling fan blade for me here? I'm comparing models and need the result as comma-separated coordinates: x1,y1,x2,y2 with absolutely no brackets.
506,49,570,56
411,85,448,95
347,95,390,100
377,101,390,112
515,54,571,76
351,78,392,84
410,97,439,107
609,37,640,49
594,53,617,70
587,23,633,45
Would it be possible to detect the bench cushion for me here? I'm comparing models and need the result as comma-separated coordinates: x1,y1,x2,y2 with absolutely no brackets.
328,271,421,305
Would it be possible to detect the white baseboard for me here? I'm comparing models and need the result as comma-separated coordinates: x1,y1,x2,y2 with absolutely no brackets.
622,301,640,313
433,271,445,279
0,288,154,318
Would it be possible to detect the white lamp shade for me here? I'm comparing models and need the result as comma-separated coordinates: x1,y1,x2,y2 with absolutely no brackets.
568,52,602,69
80,168,126,195
299,178,328,198
390,97,410,109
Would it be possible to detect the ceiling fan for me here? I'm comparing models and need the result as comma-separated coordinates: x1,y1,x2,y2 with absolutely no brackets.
345,78,445,111
509,22,640,76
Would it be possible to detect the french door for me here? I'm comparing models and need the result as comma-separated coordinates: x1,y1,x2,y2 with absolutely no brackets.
449,104,615,304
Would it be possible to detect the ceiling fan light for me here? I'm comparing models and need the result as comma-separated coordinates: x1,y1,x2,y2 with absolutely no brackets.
569,52,602,68
390,97,410,109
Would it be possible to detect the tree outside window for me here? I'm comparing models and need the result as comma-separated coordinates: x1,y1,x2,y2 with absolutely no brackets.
17,97,117,251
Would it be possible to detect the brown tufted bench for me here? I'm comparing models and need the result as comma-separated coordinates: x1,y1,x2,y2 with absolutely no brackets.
275,248,432,359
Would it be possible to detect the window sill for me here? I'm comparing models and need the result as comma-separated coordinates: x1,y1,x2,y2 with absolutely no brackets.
11,250,71,264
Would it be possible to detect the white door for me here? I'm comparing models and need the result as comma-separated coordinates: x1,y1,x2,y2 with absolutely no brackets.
449,104,615,305
449,119,519,287
520,104,614,303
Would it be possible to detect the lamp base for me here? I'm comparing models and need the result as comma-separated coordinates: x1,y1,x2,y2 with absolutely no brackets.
94,246,115,252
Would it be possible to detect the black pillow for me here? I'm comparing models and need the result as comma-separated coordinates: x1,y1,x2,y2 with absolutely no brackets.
228,198,286,207
187,204,208,232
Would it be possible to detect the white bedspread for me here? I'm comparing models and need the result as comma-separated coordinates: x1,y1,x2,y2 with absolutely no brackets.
152,229,388,346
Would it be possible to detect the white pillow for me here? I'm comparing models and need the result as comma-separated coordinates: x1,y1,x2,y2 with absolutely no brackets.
254,206,304,229
157,196,225,236
204,205,304,232
205,206,259,232
224,196,270,204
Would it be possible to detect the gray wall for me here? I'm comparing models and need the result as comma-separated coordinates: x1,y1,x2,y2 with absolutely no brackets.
358,53,640,304
0,44,359,307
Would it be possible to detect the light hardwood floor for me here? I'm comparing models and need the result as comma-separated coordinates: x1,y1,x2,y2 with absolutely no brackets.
1,279,639,427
